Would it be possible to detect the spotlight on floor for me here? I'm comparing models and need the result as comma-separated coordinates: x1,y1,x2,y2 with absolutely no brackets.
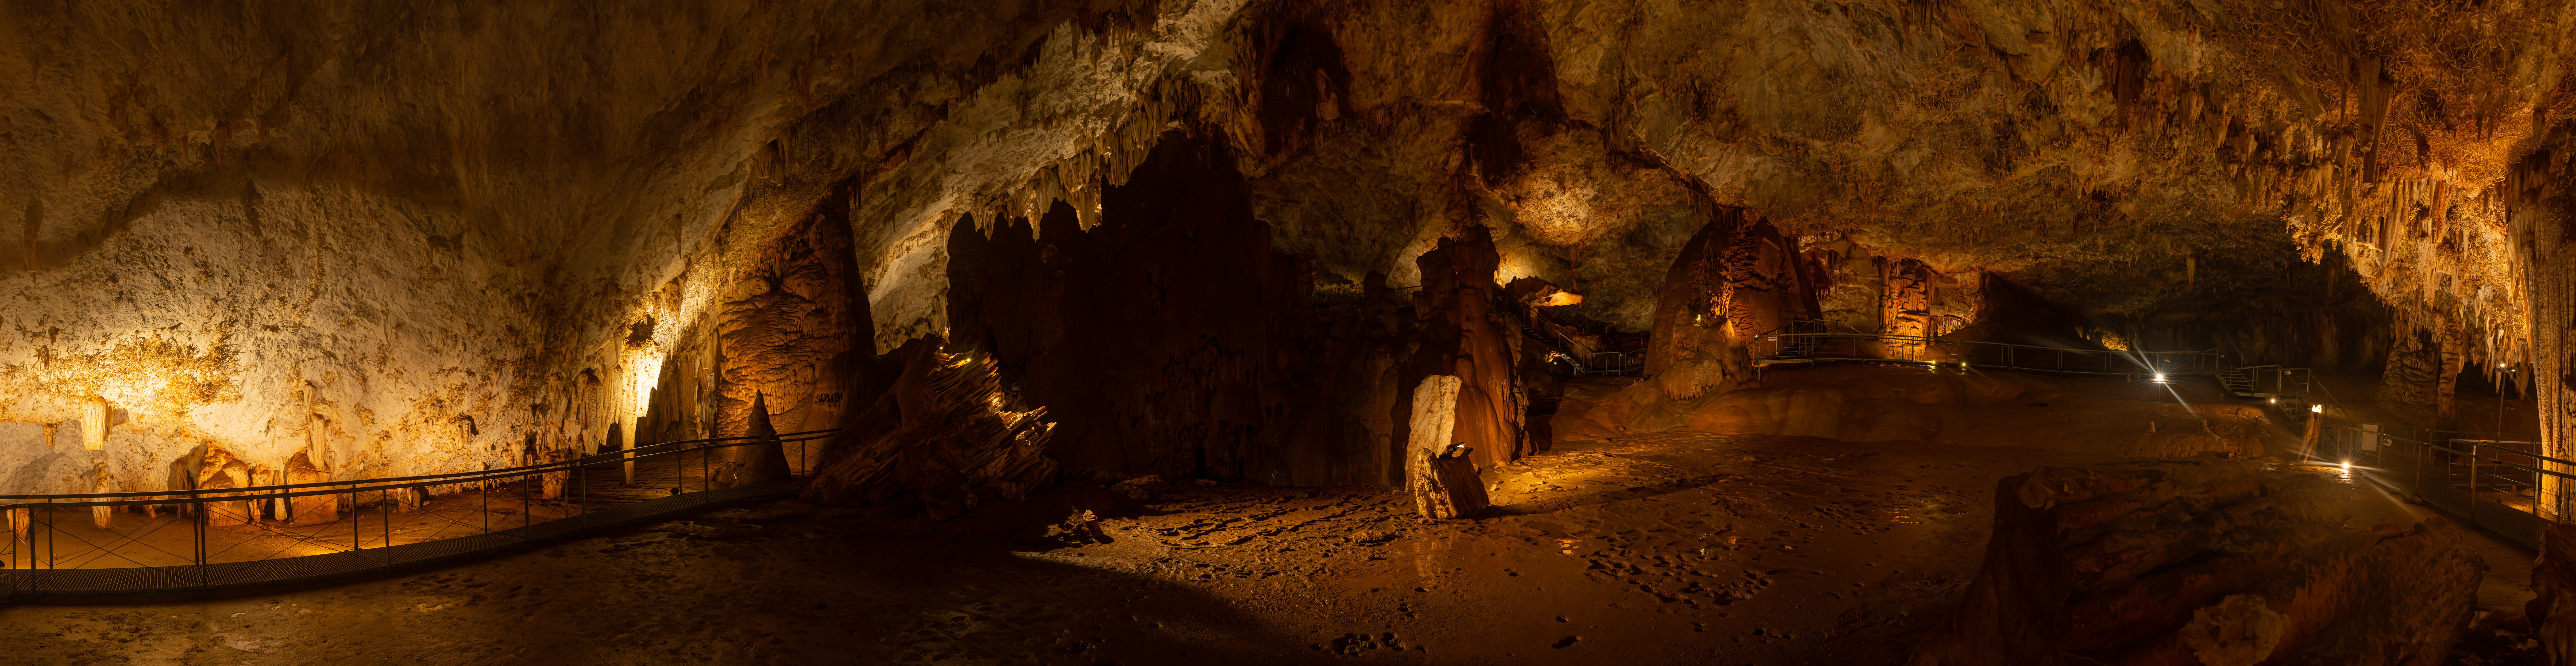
2310,404,2323,413
2341,461,2352,470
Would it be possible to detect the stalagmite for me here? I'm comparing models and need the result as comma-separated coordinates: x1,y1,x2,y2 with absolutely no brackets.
88,465,111,530
286,451,336,526
1405,374,1485,520
729,392,792,487
80,398,106,450
195,445,254,527
1413,227,1528,468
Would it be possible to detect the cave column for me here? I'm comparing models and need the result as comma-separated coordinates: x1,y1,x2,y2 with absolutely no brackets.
2531,236,2576,521
1881,259,1936,354
2511,142,2575,520
2435,311,2465,430
2376,316,2441,434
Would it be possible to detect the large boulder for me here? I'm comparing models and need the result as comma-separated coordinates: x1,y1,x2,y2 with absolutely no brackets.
1911,456,2482,665
2531,523,2576,665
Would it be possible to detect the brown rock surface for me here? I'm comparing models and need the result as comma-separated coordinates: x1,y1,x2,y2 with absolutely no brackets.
1911,457,2483,665
799,339,1057,520
2533,523,2576,665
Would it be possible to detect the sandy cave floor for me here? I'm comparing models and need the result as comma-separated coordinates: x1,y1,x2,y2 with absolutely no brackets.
1,424,2536,666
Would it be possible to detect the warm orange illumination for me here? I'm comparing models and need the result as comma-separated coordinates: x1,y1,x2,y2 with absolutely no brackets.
1538,291,1583,307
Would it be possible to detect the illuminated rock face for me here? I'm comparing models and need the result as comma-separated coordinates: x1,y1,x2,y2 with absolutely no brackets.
0,0,2570,505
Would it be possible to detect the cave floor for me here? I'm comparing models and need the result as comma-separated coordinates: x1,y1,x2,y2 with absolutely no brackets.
0,432,2536,666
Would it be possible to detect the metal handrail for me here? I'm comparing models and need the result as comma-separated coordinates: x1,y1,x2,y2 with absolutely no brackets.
4,426,844,596
0,429,840,510
1750,331,2226,375
2334,423,2575,548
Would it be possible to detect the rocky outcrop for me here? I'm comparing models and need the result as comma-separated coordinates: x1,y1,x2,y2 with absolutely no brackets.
195,445,257,527
2531,523,2576,665
1646,208,1812,404
800,339,1057,520
1911,457,2482,665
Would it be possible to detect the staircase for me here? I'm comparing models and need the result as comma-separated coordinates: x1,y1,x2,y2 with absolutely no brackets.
2216,368,2257,397
2218,365,2321,417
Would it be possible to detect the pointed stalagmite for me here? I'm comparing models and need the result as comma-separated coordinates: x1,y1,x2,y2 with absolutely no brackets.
88,465,111,530
81,397,106,450
196,445,256,527
286,450,337,526
728,391,793,487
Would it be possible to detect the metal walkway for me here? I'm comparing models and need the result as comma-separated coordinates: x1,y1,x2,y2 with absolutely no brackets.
2,430,834,603
1749,330,2226,376
2335,426,2557,549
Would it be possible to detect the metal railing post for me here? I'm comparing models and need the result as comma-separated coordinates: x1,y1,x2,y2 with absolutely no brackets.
195,497,207,587
2469,442,2479,525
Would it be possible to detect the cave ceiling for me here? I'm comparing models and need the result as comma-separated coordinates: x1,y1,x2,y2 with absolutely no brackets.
0,0,2568,481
